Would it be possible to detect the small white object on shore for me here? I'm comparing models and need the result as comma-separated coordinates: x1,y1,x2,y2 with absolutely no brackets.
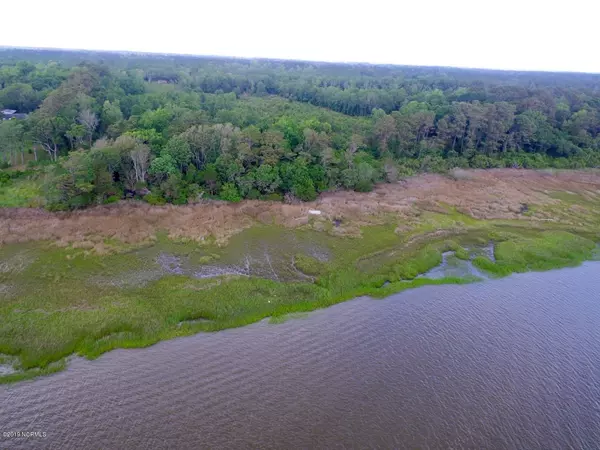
308,210,322,215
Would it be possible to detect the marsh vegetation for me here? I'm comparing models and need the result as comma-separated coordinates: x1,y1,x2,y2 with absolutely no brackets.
2,169,600,383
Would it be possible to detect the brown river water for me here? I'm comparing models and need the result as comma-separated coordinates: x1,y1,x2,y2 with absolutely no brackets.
1,263,600,449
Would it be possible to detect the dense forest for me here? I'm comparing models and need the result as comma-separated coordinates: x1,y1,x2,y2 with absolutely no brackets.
1,48,599,209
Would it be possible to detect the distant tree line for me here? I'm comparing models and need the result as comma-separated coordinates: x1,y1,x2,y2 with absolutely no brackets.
0,49,599,210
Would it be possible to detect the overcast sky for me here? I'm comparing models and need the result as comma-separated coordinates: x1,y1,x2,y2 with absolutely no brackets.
2,0,598,73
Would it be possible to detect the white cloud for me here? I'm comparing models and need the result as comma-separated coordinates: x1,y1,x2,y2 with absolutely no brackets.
2,0,598,72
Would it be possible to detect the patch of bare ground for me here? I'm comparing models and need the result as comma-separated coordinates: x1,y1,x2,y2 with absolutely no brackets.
1,170,600,249
0,251,35,275
0,284,14,297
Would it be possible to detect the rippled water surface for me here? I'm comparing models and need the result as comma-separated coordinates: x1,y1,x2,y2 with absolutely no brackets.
2,263,600,449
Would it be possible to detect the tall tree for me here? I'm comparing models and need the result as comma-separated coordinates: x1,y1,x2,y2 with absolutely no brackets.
0,120,25,165
78,109,98,148
130,144,151,184
29,114,68,161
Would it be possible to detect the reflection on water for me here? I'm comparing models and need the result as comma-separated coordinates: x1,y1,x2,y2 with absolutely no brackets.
2,263,600,449
419,250,488,280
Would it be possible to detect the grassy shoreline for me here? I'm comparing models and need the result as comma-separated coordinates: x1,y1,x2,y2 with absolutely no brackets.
1,223,598,384
2,173,600,384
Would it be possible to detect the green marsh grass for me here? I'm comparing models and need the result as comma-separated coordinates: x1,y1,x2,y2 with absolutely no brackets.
473,231,596,277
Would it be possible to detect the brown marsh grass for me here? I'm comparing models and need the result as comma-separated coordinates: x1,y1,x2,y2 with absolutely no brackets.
1,169,600,250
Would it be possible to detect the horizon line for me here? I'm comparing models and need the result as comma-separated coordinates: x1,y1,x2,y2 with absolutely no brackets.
1,45,600,76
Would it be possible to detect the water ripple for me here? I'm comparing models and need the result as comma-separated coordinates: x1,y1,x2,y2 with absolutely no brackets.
1,263,600,449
